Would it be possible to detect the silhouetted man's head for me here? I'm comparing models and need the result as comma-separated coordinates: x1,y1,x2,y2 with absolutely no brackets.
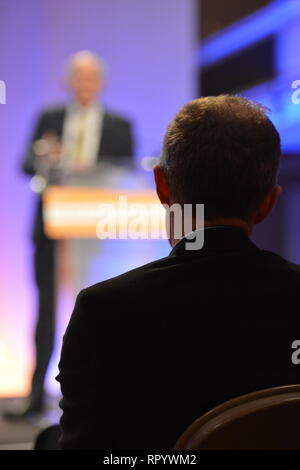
154,95,282,239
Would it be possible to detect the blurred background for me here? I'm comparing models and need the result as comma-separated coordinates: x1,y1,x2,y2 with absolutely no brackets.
0,0,300,448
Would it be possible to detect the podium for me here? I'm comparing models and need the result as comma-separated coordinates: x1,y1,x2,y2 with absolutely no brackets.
41,160,167,297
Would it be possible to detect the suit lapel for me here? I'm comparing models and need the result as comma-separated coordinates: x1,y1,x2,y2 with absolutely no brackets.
98,111,113,158
50,108,67,138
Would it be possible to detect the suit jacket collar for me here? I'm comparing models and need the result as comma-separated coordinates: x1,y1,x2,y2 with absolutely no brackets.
66,101,104,114
169,226,260,258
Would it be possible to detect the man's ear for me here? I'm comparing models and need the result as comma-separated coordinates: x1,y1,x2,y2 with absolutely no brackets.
153,165,171,205
253,185,282,225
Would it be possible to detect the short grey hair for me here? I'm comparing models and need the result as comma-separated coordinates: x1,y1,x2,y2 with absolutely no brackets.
65,50,107,80
160,95,281,220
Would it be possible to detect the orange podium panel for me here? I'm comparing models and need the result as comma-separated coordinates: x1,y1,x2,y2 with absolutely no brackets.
43,186,165,239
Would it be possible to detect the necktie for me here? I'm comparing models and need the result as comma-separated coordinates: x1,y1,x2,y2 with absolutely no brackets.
73,111,86,163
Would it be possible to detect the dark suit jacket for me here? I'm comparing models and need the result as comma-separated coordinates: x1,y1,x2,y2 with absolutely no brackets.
22,106,134,242
56,226,300,449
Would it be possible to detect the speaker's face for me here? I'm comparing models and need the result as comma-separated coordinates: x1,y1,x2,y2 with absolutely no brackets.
69,61,104,105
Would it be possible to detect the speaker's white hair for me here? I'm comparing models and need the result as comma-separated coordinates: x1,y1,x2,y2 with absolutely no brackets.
64,50,107,80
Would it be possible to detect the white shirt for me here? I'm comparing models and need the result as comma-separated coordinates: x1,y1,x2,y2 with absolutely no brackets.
61,102,103,169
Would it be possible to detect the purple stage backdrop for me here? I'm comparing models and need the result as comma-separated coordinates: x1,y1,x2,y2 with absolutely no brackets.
0,0,197,396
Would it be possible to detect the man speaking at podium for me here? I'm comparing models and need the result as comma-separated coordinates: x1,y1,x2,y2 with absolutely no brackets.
5,51,133,420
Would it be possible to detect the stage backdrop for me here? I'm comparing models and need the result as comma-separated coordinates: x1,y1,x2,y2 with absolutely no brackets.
0,0,197,396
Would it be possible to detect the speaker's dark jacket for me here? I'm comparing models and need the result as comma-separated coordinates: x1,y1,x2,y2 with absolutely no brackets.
56,226,300,449
22,106,134,242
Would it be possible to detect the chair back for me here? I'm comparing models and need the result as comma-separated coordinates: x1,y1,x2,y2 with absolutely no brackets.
175,385,300,450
